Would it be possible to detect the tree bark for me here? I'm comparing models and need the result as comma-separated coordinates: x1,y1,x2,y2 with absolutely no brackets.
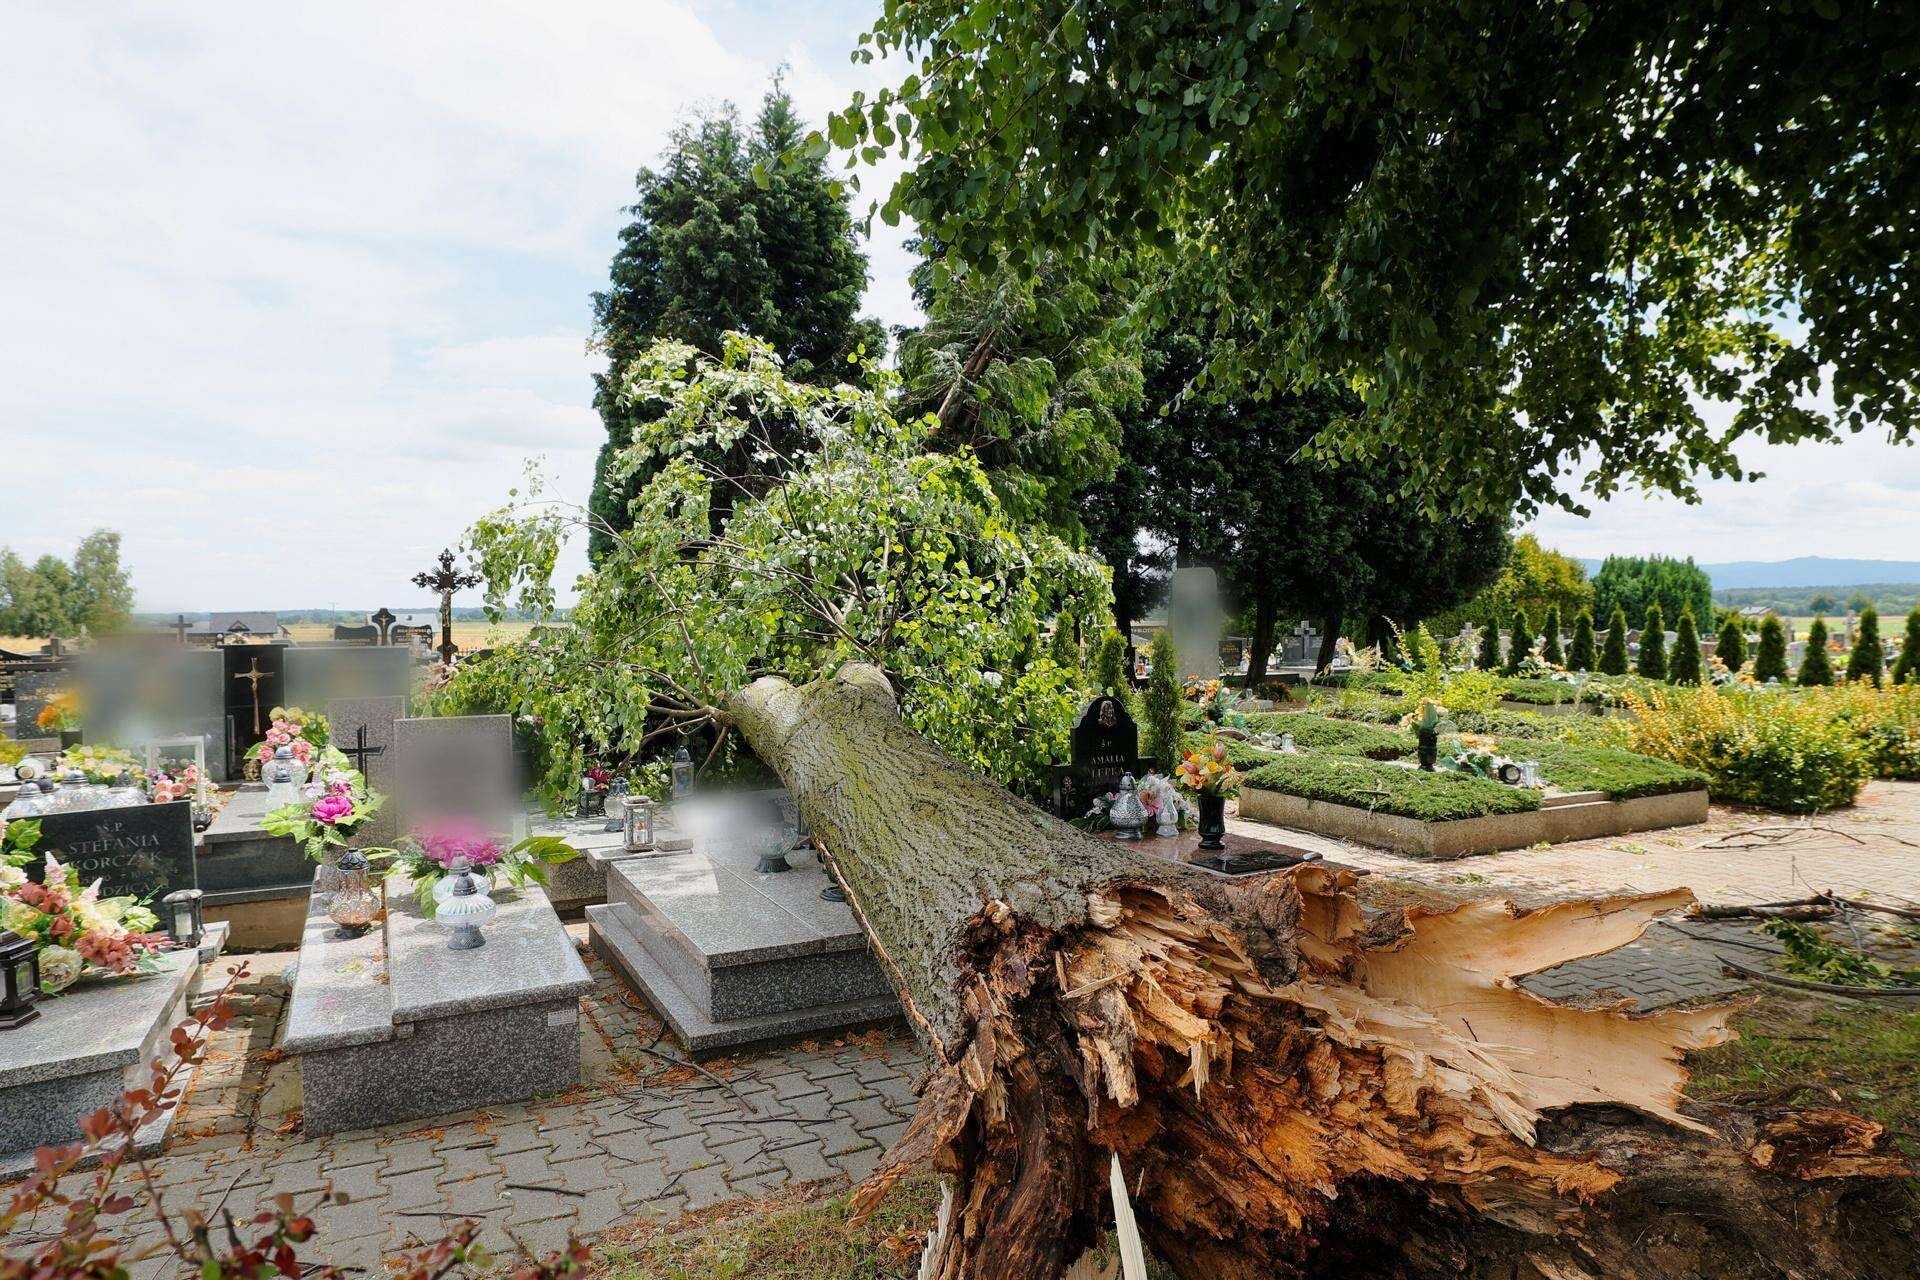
1243,596,1276,690
727,664,1917,1280
1314,611,1342,674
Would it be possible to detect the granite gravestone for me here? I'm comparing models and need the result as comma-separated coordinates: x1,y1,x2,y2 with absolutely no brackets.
1166,566,1228,682
9,670,63,740
325,695,408,846
27,800,197,902
284,645,414,710
391,714,516,837
1050,694,1159,819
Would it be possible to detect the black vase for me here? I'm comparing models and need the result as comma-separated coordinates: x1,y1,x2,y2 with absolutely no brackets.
1417,728,1438,771
1197,792,1228,850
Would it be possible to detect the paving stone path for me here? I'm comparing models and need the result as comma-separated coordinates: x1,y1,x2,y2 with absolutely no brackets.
5,935,925,1279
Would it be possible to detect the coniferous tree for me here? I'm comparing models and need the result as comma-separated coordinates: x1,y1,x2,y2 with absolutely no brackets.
1142,631,1183,772
1477,620,1501,670
1504,608,1532,675
1539,606,1564,667
1670,609,1702,684
1754,615,1789,682
1846,608,1885,686
1048,614,1081,679
1716,617,1747,672
1799,617,1835,686
1893,607,1920,684
1636,602,1668,679
1091,630,1130,697
1599,606,1630,675
1568,610,1597,671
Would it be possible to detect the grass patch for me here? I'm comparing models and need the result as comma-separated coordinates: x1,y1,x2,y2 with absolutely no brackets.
1243,754,1540,821
1690,990,1920,1157
1517,741,1709,799
1241,712,1416,759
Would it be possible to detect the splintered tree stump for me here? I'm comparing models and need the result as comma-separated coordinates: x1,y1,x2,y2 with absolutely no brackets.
727,664,1918,1280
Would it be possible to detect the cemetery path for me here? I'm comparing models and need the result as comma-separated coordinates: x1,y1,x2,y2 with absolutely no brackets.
3,927,925,1280
1230,778,1920,1010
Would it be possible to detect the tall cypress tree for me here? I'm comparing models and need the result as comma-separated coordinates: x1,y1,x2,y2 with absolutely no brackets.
1599,606,1630,675
1893,607,1920,684
1477,620,1501,671
1715,616,1747,671
1504,608,1532,675
1142,631,1183,771
1799,617,1835,686
1846,608,1885,686
1091,629,1130,697
1636,602,1668,679
587,82,879,561
1670,609,1703,684
1569,610,1597,671
1754,615,1789,682
1539,605,1564,667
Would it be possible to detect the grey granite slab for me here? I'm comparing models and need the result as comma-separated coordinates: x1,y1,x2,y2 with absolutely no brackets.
281,887,394,1055
324,695,408,846
384,876,591,1025
198,787,314,900
587,905,898,1057
0,948,201,1089
612,853,824,968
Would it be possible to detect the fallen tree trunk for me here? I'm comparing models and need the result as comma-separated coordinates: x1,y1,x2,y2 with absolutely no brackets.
727,664,1918,1280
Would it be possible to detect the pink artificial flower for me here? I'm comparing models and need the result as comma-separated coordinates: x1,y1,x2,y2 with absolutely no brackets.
257,745,273,763
267,730,291,746
290,740,313,763
416,822,505,868
311,793,355,825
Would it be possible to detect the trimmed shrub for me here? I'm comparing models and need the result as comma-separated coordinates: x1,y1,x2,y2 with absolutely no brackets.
1893,606,1920,684
1616,686,1872,813
1832,682,1920,780
1242,755,1541,822
1568,610,1597,671
1090,629,1129,697
1599,606,1629,675
1636,602,1667,680
1496,677,1583,706
1799,617,1834,687
1476,620,1501,671
1754,614,1789,682
1539,606,1564,667
1142,631,1182,771
1715,617,1747,672
1503,608,1532,676
1047,614,1081,678
1846,608,1884,686
1669,609,1702,684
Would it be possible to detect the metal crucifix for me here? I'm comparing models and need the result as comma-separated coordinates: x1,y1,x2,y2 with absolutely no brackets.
233,656,269,736
335,725,385,784
412,548,481,667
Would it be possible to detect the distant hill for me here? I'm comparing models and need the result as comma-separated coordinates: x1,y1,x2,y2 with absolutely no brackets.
1576,556,1920,590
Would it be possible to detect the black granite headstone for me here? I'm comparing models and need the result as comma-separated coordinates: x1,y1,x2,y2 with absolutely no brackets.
26,801,197,903
1051,695,1158,819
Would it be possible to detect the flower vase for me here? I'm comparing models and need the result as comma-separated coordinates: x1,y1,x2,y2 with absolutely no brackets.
1417,728,1439,772
1196,792,1227,850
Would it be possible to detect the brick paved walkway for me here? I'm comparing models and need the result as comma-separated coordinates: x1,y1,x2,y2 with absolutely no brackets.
5,931,924,1279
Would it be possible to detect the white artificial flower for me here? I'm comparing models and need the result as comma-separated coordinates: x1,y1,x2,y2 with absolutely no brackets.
0,864,25,891
39,945,82,992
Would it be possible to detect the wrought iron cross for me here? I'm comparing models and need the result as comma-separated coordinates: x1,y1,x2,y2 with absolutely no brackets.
335,725,385,783
412,549,480,667
233,657,269,735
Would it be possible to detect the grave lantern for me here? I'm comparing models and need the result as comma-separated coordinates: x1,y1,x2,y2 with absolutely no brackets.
162,888,205,949
0,933,42,1029
326,851,378,938
437,857,497,951
603,778,630,833
1108,774,1148,841
671,747,694,799
621,794,655,853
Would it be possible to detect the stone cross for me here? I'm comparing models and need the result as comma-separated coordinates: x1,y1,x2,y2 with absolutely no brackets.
411,549,481,667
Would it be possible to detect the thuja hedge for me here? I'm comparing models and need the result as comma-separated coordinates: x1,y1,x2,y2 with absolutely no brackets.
1242,755,1542,822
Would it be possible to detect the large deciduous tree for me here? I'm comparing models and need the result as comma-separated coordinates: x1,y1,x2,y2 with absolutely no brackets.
0,530,133,639
1593,555,1715,634
587,82,880,561
827,1,1918,518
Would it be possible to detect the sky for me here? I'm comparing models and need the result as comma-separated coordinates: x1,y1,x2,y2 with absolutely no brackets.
2,2,1915,615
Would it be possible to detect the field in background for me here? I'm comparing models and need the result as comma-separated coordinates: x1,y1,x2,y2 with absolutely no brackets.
281,620,540,649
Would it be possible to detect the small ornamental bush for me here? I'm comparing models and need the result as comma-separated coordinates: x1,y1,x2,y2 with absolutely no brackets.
1047,614,1081,679
1568,610,1597,671
1636,602,1668,680
1142,630,1183,772
1599,606,1630,675
1832,681,1920,781
1846,608,1885,686
1669,608,1703,684
1893,606,1920,684
1754,614,1789,682
1504,608,1532,676
1799,617,1835,686
1539,606,1564,667
1616,686,1872,813
1715,616,1747,671
1091,628,1130,696
1477,620,1501,670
